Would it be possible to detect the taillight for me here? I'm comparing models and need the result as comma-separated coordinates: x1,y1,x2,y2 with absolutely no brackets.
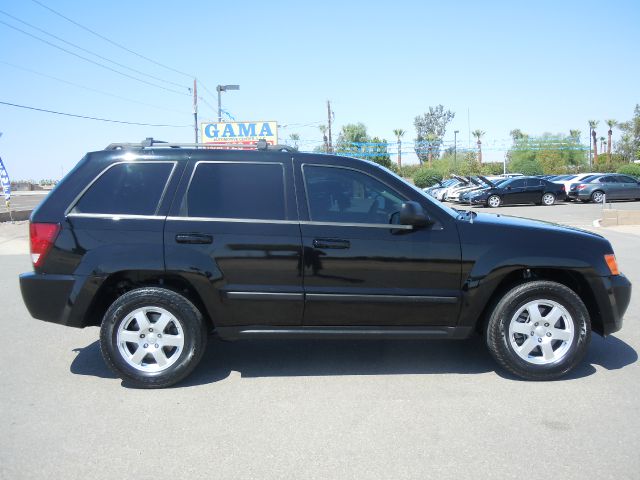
561,185,566,191
29,223,60,268
577,184,587,190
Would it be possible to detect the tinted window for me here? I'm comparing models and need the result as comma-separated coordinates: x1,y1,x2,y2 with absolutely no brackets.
581,175,599,183
618,175,637,183
74,162,173,215
506,179,526,188
304,165,405,224
187,162,285,220
526,179,543,187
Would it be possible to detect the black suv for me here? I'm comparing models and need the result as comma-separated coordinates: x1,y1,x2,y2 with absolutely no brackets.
20,140,632,387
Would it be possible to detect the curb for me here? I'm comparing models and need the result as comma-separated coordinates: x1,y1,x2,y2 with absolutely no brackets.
0,210,32,223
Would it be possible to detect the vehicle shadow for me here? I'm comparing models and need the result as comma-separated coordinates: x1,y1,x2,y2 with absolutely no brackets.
69,333,638,387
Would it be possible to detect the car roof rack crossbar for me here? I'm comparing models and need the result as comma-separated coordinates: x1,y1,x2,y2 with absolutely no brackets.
105,137,296,153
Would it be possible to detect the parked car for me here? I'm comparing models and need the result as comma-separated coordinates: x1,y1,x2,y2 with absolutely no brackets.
467,176,566,207
567,174,640,203
19,139,631,387
459,176,509,203
554,173,600,200
423,178,459,201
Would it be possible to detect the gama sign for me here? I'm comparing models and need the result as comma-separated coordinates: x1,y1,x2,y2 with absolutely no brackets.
201,121,278,147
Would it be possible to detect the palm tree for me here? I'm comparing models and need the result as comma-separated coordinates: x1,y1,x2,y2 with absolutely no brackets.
606,119,616,164
569,129,581,142
472,130,485,164
600,136,606,153
393,129,405,167
588,120,599,165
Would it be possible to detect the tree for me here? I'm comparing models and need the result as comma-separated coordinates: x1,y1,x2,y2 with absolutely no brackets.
413,105,455,164
507,133,587,174
319,125,328,153
569,129,581,142
510,129,526,142
335,123,391,168
472,130,485,163
288,133,300,151
606,119,616,162
614,106,640,162
393,129,405,167
588,120,599,165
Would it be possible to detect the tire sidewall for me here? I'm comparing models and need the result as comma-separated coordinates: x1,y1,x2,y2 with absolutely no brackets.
489,281,591,379
100,288,205,387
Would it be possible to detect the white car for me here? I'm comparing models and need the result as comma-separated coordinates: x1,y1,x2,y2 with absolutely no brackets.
555,173,600,198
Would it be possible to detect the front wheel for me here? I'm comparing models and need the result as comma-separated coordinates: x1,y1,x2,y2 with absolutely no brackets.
100,287,207,388
542,193,556,206
487,195,501,208
485,280,591,380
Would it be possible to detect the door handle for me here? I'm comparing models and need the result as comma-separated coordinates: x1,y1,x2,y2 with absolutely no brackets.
175,233,213,244
313,238,350,249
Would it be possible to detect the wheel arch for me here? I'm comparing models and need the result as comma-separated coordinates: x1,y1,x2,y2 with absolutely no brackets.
84,270,214,332
473,267,603,335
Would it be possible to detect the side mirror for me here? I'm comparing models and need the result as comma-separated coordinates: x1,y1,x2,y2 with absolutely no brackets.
399,201,431,227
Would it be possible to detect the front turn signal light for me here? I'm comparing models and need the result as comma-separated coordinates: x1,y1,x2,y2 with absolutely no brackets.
604,254,620,275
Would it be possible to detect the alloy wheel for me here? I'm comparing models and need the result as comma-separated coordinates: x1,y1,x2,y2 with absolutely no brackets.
508,299,575,365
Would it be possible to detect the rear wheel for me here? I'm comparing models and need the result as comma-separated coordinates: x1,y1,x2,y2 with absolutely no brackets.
591,190,605,203
542,192,556,206
100,287,207,388
485,280,590,380
487,195,501,208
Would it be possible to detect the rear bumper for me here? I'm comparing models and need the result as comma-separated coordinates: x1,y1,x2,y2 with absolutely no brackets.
588,273,632,336
567,191,589,200
20,272,104,328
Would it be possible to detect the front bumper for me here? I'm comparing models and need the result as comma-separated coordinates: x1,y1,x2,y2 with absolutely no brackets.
20,272,104,328
588,273,632,336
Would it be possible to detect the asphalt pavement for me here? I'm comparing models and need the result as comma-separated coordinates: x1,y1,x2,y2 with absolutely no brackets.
1,203,639,480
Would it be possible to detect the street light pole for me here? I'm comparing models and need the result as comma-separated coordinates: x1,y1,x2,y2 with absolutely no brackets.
454,130,459,172
216,84,240,122
588,124,592,169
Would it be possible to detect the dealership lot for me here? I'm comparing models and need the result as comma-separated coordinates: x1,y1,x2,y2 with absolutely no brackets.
1,202,639,480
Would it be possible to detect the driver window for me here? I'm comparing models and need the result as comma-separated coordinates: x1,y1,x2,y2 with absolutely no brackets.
303,165,405,224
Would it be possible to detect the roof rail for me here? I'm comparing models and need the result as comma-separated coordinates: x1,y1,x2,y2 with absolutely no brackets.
105,137,296,153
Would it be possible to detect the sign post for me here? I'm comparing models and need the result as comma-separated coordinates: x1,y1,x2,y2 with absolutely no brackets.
0,155,12,221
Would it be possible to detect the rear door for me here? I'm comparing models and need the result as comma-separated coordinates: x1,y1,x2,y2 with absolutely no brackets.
164,152,303,327
617,175,640,199
524,178,544,203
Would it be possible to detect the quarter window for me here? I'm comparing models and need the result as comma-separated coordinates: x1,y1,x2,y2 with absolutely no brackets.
186,162,286,220
303,165,405,224
73,162,173,215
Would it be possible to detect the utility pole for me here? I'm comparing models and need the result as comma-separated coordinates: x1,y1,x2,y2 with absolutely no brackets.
588,124,592,169
193,79,198,144
327,100,333,153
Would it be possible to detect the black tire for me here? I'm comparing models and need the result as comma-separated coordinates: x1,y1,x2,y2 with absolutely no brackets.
590,190,605,203
100,287,207,388
541,192,556,206
487,195,501,208
485,280,591,380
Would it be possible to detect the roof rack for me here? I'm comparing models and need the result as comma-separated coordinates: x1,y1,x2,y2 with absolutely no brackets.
105,137,296,153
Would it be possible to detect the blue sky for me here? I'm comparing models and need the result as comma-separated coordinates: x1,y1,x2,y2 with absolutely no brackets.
1,0,639,179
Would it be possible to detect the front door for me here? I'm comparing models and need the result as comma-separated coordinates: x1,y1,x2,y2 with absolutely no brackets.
295,159,462,327
502,178,528,205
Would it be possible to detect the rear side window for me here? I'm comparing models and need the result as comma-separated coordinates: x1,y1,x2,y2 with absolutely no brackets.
186,162,285,219
73,162,173,215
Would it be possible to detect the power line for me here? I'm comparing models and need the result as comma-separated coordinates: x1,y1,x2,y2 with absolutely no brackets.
0,9,189,90
0,60,191,115
0,100,191,127
0,20,189,96
30,0,193,79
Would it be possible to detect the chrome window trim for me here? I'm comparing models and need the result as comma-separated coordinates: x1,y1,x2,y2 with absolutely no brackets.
66,213,166,220
64,161,178,217
184,160,288,220
165,216,413,230
300,163,408,224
